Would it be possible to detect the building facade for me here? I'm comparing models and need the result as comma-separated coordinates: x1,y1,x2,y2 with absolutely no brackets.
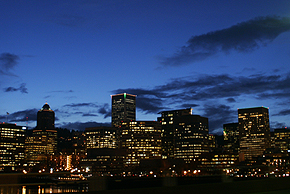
158,108,209,163
111,93,136,127
83,127,124,174
238,107,271,161
120,121,162,168
223,123,239,153
0,123,26,171
25,103,57,169
273,128,290,153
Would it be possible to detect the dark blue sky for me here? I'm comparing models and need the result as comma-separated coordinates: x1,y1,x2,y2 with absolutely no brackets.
1,1,290,133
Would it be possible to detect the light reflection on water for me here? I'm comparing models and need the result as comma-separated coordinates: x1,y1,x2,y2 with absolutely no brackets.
0,184,88,194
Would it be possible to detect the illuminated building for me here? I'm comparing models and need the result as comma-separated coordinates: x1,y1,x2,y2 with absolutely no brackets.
158,108,209,163
238,107,271,161
223,123,239,153
111,93,136,127
273,127,290,153
157,108,192,159
82,127,124,174
85,127,118,149
120,121,162,168
197,150,239,174
0,123,25,171
25,103,57,168
208,134,216,151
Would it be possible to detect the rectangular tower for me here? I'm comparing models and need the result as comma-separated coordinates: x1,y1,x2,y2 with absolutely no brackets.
238,107,270,161
0,123,25,172
157,108,209,163
111,93,136,127
120,121,162,168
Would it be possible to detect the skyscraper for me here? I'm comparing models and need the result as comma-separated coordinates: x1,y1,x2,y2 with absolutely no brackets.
238,107,271,161
158,108,209,163
111,93,136,127
0,123,25,172
120,121,162,168
26,103,57,168
157,108,193,159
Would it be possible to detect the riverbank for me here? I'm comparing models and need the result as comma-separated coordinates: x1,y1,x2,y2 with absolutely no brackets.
85,176,290,194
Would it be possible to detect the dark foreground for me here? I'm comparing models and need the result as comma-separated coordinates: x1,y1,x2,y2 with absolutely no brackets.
83,176,290,194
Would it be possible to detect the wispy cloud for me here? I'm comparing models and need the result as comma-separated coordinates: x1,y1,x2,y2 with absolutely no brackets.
50,90,74,93
61,102,111,119
160,16,290,66
4,83,28,94
273,109,290,116
97,103,111,119
0,52,20,76
0,109,38,123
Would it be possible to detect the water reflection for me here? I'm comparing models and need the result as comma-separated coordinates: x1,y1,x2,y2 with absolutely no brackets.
0,184,88,194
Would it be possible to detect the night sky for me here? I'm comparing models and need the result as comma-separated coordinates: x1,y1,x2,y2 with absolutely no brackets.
1,1,290,134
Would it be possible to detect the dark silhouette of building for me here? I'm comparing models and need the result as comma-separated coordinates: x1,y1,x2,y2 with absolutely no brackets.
37,103,55,129
223,122,239,153
111,93,136,127
238,107,270,161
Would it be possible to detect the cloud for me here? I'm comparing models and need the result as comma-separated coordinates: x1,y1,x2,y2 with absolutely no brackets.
0,109,38,123
273,109,290,116
63,102,98,108
0,53,20,76
179,103,199,109
97,103,111,119
4,83,28,94
202,104,237,134
58,121,111,131
61,102,111,119
0,53,19,75
50,90,74,93
226,98,236,103
114,72,290,132
270,121,287,130
160,16,290,66
82,113,98,117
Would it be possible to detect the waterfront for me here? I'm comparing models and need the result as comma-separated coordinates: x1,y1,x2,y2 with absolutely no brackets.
2,174,290,194
0,183,88,194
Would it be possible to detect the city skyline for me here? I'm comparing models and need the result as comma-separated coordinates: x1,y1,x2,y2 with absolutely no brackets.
1,1,290,134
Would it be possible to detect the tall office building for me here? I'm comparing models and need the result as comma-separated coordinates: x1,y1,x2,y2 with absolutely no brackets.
0,123,25,171
158,108,209,163
120,121,162,168
111,93,136,127
273,128,290,153
26,103,57,168
82,127,124,174
238,107,271,161
223,123,239,153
